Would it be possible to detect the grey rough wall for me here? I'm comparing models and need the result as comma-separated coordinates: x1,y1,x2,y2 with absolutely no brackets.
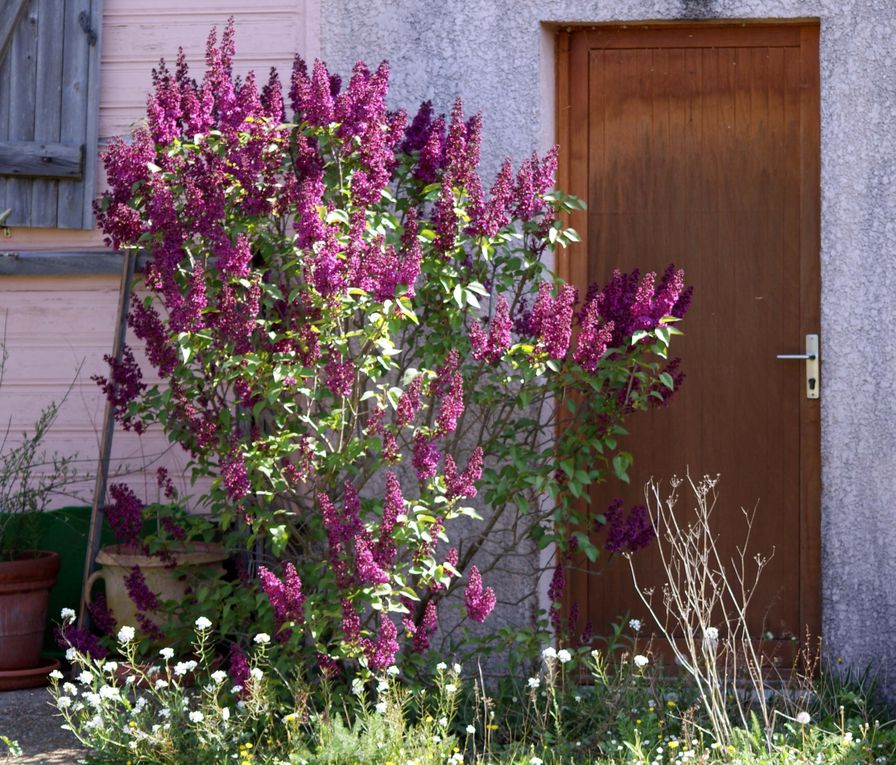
321,0,896,690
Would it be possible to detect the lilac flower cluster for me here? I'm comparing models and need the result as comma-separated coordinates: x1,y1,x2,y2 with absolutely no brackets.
464,565,496,623
124,565,160,613
469,296,513,363
106,483,144,546
259,562,305,641
229,642,250,688
91,346,146,433
444,448,483,500
412,435,441,482
411,600,439,652
547,563,566,631
602,499,655,554
88,594,118,635
56,625,108,659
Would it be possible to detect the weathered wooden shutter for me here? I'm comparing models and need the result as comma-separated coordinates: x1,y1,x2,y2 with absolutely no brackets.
0,0,102,229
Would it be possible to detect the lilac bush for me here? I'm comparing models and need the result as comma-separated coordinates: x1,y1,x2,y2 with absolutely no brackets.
93,20,689,674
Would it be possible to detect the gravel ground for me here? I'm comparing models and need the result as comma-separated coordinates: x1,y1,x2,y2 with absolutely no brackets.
0,688,84,764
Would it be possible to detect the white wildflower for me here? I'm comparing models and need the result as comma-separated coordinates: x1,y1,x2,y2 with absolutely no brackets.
211,670,228,685
466,724,476,735
134,697,147,712
174,660,197,677
530,758,544,765
527,677,541,689
436,662,447,671
49,670,64,680
253,632,271,645
104,661,119,673
629,618,642,632
634,654,649,668
221,707,230,721
65,648,76,662
377,680,389,693
154,679,169,690
796,711,811,725
438,716,448,727
117,625,135,643
77,671,93,685
250,667,263,681
83,692,101,708
60,607,76,622
56,696,72,709
386,665,400,676
557,649,572,664
160,647,175,660
375,701,387,714
159,708,170,719
452,662,462,674
351,677,364,696
194,616,212,631
444,683,457,694
189,710,204,723
125,675,136,685
704,626,719,641
62,683,77,696
99,685,121,700
542,646,557,661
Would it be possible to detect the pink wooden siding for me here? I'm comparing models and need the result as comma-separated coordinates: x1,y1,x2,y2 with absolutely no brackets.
0,1,319,508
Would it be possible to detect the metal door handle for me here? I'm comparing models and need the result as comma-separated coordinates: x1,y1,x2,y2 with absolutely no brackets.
776,334,819,399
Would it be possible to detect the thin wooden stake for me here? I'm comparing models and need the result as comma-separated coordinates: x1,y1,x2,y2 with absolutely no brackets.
78,249,135,627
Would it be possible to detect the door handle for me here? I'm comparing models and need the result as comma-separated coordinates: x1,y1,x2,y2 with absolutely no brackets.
776,334,819,399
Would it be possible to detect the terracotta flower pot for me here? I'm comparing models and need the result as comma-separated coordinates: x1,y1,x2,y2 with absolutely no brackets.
84,543,227,637
0,550,60,672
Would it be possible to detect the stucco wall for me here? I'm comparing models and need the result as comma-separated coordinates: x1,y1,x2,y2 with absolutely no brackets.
321,1,896,689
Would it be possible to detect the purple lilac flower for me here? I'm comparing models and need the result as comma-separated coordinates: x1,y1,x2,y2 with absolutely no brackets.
435,369,464,435
156,467,177,500
433,177,457,254
414,115,445,183
221,447,250,501
395,375,422,427
229,643,250,687
476,159,514,236
382,431,400,463
317,653,341,678
364,614,399,671
106,483,144,545
217,233,253,278
381,472,403,534
464,565,496,623
124,565,159,612
259,562,305,640
325,355,355,398
92,346,147,433
530,282,576,359
602,499,655,554
137,612,164,641
412,600,438,652
470,296,512,362
306,59,335,125
398,209,423,297
128,296,176,378
548,564,566,631
88,594,117,635
355,537,390,585
402,100,433,154
431,350,459,397
341,598,360,642
413,434,441,482
444,448,483,499
56,624,107,659
574,297,615,373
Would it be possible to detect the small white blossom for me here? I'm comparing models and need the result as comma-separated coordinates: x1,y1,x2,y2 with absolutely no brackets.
117,626,136,644
104,661,119,673
231,685,243,694
466,724,476,735
634,654,649,668
77,671,93,685
377,680,389,693
189,710,204,723
629,618,642,632
527,677,541,689
60,607,76,622
211,670,228,685
49,670,64,680
221,707,230,721
375,701,387,714
436,662,447,671
159,708,170,719
160,647,175,660
174,660,197,677
83,692,101,708
56,696,72,709
386,665,400,676
250,667,263,681
452,662,462,674
154,679,169,690
253,632,271,645
134,697,147,712
65,648,76,661
438,716,448,727
62,682,77,696
557,649,572,664
194,616,212,631
99,685,121,700
542,646,557,661
125,675,136,685
530,758,544,765
351,677,364,696
444,683,457,694
796,711,811,725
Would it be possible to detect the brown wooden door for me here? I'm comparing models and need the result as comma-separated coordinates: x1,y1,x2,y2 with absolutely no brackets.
556,23,820,643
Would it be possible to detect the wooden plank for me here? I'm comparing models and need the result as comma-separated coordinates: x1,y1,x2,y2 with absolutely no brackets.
81,0,102,228
0,0,29,66
31,0,67,222
0,141,82,179
5,0,38,226
798,24,822,643
581,24,802,50
57,0,91,228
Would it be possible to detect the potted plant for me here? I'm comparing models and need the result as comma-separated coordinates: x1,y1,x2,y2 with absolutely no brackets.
0,342,77,688
81,480,228,644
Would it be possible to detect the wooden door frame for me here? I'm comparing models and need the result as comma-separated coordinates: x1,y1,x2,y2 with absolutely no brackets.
554,21,822,641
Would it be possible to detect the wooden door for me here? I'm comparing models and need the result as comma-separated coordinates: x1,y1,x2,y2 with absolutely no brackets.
556,23,820,644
